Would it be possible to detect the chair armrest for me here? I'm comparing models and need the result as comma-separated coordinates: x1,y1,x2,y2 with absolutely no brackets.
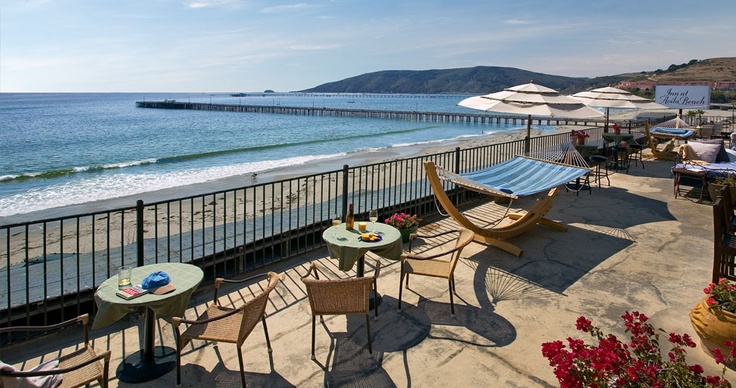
408,229,458,252
301,262,320,281
402,245,463,261
0,314,89,334
172,305,242,328
213,272,273,302
0,349,111,377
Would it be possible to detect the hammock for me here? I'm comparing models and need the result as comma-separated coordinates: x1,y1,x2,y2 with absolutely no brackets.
436,156,590,200
435,142,591,200
424,141,590,256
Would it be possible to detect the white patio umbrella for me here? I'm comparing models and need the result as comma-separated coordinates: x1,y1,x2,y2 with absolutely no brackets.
571,86,668,132
458,81,604,152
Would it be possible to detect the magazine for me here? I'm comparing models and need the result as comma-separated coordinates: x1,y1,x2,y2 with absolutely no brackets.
116,284,149,300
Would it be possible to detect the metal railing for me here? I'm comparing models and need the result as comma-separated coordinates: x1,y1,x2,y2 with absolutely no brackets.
0,124,616,333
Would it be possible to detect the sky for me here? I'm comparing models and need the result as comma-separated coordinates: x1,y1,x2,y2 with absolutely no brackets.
1,0,735,93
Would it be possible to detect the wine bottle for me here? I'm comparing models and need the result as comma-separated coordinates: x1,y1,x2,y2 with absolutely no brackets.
346,203,355,230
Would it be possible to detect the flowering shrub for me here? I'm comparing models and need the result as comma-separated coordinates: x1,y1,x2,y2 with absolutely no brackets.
570,129,590,139
541,311,735,387
705,278,736,314
384,212,420,230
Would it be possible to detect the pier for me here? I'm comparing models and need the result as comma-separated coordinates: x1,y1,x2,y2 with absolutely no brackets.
135,100,603,128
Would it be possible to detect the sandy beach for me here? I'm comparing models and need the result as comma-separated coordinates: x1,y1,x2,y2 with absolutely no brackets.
0,122,587,271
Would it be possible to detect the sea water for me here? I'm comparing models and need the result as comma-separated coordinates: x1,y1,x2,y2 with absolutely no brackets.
0,93,556,218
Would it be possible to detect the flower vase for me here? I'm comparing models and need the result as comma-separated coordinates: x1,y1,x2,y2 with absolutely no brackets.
399,227,417,243
577,136,586,145
689,299,736,367
614,127,621,135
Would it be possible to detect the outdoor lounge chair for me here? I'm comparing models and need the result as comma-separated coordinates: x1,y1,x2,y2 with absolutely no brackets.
172,271,281,388
423,146,589,256
0,314,111,388
399,228,475,317
301,260,381,361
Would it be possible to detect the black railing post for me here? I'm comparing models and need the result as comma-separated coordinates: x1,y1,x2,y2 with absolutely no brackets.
454,147,461,174
136,200,145,267
342,164,349,219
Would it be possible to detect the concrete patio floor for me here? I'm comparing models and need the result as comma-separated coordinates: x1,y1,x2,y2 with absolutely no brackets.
3,156,736,387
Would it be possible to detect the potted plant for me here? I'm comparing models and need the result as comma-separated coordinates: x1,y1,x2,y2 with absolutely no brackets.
542,311,735,387
708,172,736,203
385,212,420,243
570,129,590,145
690,278,736,368
612,122,621,135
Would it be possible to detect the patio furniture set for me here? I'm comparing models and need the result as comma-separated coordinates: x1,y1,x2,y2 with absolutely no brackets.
0,225,475,387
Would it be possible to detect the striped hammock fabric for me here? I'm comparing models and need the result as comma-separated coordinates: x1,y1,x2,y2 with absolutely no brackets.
435,155,590,199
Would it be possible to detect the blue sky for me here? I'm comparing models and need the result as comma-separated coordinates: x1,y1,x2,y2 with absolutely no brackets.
1,0,735,93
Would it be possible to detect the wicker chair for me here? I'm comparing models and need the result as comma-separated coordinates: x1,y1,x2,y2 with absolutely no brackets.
172,271,281,387
0,314,111,388
399,228,475,317
301,260,381,360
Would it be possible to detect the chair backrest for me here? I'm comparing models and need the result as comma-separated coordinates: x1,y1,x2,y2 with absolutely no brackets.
237,271,280,345
302,267,374,316
449,228,475,273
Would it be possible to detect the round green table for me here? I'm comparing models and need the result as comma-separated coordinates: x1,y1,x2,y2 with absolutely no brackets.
93,262,204,383
322,222,402,277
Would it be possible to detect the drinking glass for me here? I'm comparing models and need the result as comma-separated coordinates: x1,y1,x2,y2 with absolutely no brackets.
331,215,342,239
118,266,132,289
368,209,378,233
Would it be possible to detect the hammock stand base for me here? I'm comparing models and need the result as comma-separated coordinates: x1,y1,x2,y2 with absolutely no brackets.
424,161,567,257
644,121,679,160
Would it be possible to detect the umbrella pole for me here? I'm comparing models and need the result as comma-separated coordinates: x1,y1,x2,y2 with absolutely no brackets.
604,107,610,133
525,115,531,154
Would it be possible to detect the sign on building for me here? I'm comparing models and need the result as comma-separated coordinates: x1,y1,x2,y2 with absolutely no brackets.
654,85,710,109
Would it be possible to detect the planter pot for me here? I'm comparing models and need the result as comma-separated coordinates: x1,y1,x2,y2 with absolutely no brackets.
689,299,736,367
399,228,418,243
708,183,736,203
577,136,586,145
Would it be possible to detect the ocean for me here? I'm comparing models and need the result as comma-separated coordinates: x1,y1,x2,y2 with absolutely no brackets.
0,93,559,219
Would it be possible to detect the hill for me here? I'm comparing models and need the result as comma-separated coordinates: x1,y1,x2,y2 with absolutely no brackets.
648,57,736,83
298,57,736,95
299,66,620,95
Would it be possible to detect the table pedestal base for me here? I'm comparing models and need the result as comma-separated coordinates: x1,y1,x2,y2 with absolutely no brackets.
116,347,176,383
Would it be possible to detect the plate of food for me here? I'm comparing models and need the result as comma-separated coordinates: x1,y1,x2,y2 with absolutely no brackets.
360,233,382,242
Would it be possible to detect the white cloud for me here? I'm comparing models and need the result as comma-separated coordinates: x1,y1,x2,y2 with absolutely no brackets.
290,44,339,50
260,3,313,13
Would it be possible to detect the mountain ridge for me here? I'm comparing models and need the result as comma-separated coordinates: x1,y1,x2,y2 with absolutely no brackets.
298,57,736,95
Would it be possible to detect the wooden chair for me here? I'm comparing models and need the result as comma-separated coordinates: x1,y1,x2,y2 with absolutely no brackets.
399,228,475,317
172,271,281,387
301,260,381,360
712,198,736,283
717,184,736,234
0,314,110,388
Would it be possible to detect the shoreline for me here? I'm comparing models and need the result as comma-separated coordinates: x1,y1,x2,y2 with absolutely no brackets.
0,125,577,225
5,106,732,225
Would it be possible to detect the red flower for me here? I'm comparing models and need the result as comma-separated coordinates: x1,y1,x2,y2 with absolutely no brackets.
541,311,734,387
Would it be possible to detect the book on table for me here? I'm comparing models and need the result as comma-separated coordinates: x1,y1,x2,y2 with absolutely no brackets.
116,285,149,300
